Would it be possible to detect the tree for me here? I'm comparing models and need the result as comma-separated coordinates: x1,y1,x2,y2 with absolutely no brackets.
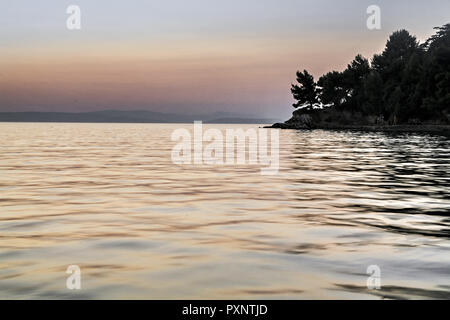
286,23,450,125
424,23,450,52
362,71,383,117
291,70,319,110
399,50,426,121
421,24,450,121
342,55,371,111
372,30,419,122
318,71,346,108
317,55,370,111
372,30,419,76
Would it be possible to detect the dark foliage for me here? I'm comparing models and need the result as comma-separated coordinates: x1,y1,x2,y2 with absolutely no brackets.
291,70,319,110
291,24,450,125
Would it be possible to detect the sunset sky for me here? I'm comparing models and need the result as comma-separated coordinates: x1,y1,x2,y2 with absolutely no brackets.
1,0,449,118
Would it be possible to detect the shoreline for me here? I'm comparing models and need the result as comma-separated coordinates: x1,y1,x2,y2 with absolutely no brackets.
267,123,450,136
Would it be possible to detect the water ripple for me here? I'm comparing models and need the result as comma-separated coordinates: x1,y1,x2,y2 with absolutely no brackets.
0,123,449,299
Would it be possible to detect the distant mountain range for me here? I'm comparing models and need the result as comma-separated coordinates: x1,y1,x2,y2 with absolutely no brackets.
0,110,280,124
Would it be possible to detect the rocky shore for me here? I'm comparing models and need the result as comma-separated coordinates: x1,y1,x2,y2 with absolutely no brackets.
269,110,450,136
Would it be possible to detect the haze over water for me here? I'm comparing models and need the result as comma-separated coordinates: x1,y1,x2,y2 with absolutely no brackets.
0,123,449,299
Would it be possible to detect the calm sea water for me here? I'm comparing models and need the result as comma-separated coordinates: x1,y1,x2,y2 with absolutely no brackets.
0,123,449,299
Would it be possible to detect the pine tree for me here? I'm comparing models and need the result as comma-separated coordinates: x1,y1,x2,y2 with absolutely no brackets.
291,70,319,110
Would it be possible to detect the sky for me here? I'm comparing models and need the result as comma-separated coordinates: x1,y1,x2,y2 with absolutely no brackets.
0,0,449,119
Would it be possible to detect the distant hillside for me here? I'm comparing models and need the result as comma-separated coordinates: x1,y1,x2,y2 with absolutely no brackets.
0,110,280,124
204,117,278,124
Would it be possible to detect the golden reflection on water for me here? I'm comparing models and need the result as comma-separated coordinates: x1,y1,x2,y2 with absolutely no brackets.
0,123,449,299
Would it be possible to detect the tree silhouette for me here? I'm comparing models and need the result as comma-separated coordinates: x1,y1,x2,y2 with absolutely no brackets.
289,23,450,125
291,70,319,110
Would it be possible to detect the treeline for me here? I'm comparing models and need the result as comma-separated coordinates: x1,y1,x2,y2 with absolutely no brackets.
291,24,450,125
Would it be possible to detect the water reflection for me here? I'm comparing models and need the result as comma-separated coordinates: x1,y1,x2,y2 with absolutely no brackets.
0,123,449,299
